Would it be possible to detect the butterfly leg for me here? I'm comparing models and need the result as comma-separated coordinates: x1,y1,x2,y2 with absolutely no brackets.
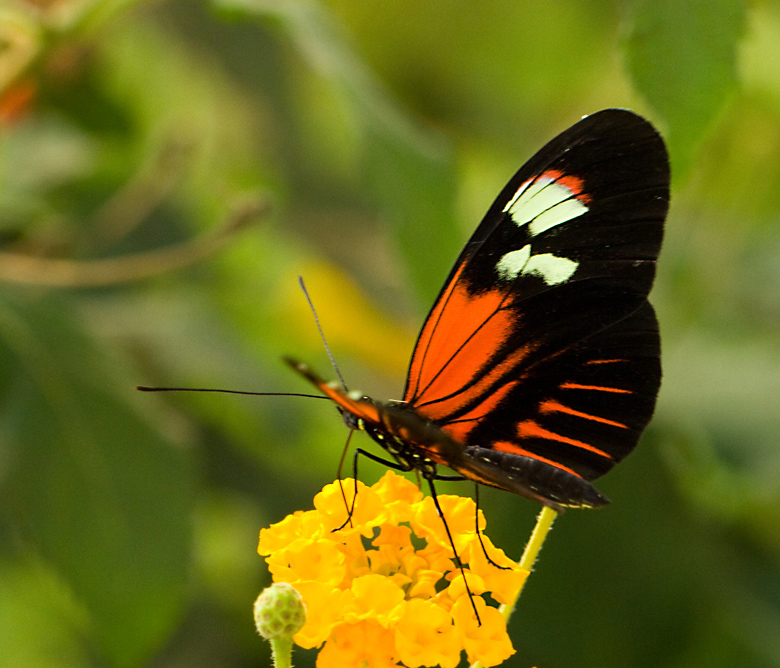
473,484,512,570
432,473,468,481
429,474,510,570
425,475,483,626
332,447,413,532
334,430,356,528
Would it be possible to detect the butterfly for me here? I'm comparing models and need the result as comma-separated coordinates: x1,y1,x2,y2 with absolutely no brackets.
287,108,669,511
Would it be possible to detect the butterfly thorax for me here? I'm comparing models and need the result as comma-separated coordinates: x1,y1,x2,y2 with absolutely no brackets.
342,397,464,481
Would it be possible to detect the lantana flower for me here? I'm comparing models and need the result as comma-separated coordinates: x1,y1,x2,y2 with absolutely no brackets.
257,470,528,668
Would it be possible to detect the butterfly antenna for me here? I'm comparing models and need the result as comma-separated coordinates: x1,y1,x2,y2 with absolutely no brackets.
298,275,348,390
136,386,327,399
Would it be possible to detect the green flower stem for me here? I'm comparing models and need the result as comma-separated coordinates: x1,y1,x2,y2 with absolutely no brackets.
470,505,558,668
501,505,558,621
270,637,294,668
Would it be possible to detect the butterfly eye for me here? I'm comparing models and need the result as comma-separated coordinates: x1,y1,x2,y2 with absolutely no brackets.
340,409,361,430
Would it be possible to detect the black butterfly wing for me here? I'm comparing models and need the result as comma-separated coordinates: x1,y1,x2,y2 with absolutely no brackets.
401,109,669,502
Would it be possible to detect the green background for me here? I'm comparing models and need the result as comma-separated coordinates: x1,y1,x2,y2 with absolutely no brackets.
2,0,779,666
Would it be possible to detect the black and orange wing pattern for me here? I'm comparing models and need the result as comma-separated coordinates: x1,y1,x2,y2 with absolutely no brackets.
402,109,668,505
288,109,669,509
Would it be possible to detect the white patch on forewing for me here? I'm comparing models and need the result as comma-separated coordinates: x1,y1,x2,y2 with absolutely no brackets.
523,253,579,285
496,245,578,285
503,176,588,236
496,245,532,281
529,198,588,236
502,179,534,213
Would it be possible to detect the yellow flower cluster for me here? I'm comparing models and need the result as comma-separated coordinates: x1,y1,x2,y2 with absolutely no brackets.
257,471,528,668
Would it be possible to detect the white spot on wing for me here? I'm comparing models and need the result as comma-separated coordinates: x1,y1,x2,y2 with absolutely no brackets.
496,245,578,285
529,198,588,236
496,245,531,280
503,176,588,235
523,253,578,285
502,179,533,213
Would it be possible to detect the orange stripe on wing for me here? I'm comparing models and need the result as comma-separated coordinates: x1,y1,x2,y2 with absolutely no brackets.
539,399,629,429
561,382,633,394
437,380,518,442
406,269,515,406
515,419,613,459
406,262,467,399
583,358,627,365
492,440,582,478
421,332,535,435
544,169,592,204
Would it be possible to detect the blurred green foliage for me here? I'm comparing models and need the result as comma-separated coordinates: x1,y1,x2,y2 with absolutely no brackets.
1,0,778,667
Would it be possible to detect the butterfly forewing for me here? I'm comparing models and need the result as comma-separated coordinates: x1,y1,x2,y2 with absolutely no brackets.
402,109,668,490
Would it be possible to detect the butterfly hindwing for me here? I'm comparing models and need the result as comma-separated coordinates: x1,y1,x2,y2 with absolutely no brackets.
402,109,669,495
459,301,660,482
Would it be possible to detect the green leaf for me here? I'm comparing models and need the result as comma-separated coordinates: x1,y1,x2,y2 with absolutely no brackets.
0,557,91,668
625,0,746,175
0,295,193,667
212,0,460,303
362,126,460,305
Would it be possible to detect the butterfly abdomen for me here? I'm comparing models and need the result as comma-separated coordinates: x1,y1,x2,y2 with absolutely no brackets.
460,445,609,509
368,401,609,509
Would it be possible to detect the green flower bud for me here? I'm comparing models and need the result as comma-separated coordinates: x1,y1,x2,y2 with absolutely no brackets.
254,582,306,640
